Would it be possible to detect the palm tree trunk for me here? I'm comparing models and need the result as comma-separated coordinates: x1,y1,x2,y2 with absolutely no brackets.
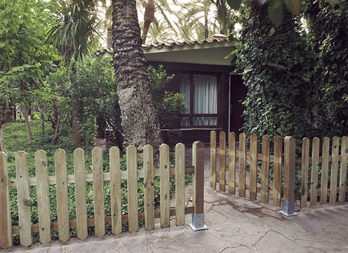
112,0,162,153
142,0,156,44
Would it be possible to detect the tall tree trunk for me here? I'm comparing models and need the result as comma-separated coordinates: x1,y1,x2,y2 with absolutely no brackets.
21,105,34,140
72,99,81,145
0,122,5,153
205,13,209,39
107,25,113,48
0,92,11,152
112,0,162,153
142,0,155,44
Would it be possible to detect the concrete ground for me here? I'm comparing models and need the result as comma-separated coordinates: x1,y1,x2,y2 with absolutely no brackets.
3,145,348,253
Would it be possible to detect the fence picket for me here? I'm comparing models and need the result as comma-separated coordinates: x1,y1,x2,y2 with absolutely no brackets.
239,133,246,197
144,145,154,230
339,136,348,202
249,134,257,201
35,150,51,243
160,144,170,228
127,146,138,232
92,147,105,237
55,149,69,242
109,147,122,234
210,131,217,190
310,138,320,206
175,143,185,226
321,137,330,204
219,131,226,192
261,135,270,204
229,132,236,195
273,136,282,207
74,148,87,239
300,138,310,208
330,137,339,204
16,151,32,246
0,152,12,249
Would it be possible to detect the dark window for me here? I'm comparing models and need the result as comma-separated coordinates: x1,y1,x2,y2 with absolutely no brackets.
180,73,219,127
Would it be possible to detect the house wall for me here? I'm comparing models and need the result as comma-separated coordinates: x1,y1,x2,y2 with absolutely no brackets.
147,61,245,144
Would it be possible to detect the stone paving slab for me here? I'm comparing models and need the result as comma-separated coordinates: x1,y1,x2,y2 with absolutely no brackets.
3,187,348,253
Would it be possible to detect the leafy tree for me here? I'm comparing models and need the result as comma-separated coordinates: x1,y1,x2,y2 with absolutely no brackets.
147,65,186,127
227,0,341,26
234,0,316,141
72,54,185,149
178,0,213,39
304,0,348,137
47,0,103,145
33,68,72,143
73,55,121,147
0,0,54,148
146,18,176,44
138,0,177,44
112,0,163,153
213,0,236,35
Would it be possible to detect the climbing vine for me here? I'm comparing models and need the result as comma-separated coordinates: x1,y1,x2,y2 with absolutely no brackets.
234,0,316,142
304,0,348,137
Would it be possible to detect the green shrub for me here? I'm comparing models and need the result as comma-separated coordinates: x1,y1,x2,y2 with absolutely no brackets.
31,112,40,120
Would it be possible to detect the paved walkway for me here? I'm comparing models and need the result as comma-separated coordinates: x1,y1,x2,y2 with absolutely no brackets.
3,146,348,253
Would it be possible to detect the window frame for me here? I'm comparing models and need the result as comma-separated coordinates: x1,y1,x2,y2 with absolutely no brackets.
179,71,221,128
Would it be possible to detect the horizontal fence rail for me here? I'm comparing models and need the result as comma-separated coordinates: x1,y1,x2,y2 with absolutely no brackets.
0,142,205,249
210,131,348,209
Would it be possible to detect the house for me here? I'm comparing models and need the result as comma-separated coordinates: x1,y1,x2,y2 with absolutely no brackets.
98,34,247,144
143,34,247,144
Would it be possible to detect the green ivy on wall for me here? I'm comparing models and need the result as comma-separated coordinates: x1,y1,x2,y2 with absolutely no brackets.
234,0,317,142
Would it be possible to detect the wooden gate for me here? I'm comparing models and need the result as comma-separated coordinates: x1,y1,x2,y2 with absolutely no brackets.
210,131,348,208
210,131,282,206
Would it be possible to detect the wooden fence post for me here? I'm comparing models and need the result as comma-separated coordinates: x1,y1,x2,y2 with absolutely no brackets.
127,145,138,232
35,150,51,244
280,137,298,216
92,147,105,237
0,152,12,249
55,149,70,242
210,131,216,190
190,141,207,231
219,131,226,192
16,151,32,246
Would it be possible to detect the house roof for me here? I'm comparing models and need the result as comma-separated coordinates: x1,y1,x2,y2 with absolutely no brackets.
142,34,234,51
95,34,236,66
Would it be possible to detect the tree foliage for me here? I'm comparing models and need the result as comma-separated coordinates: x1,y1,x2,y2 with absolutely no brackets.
227,0,341,26
304,0,348,137
148,65,186,128
234,0,316,140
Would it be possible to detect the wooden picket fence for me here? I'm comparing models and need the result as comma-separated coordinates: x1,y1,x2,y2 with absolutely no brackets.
0,142,205,249
210,131,348,207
